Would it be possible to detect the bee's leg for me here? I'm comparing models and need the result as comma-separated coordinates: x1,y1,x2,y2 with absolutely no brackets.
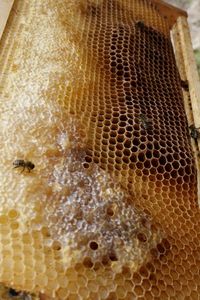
13,165,19,169
21,166,25,173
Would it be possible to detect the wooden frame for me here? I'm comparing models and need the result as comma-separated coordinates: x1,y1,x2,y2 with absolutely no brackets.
0,0,14,40
172,17,200,206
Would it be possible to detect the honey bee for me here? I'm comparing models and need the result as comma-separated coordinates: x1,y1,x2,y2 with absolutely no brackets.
135,20,145,28
13,159,35,173
139,114,152,131
8,288,20,297
189,125,200,140
8,288,32,299
180,79,189,91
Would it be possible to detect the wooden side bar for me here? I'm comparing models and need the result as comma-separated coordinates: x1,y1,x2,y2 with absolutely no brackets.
172,16,200,206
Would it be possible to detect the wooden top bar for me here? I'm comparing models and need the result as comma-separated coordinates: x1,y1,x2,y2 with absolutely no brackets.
152,0,187,28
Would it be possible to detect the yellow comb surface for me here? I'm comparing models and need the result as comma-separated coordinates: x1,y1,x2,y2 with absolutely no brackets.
0,0,200,299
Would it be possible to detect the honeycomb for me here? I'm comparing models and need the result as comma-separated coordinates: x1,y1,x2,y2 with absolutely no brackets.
0,0,200,299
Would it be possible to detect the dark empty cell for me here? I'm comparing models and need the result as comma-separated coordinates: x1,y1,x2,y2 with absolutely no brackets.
109,144,115,152
108,158,115,165
102,256,110,267
83,257,94,268
89,241,98,250
117,63,124,71
137,232,147,243
153,150,160,158
116,143,123,151
115,156,122,164
163,173,170,179
124,72,131,81
157,166,165,174
111,124,118,131
118,127,125,134
172,145,179,154
130,154,137,162
101,151,108,159
138,152,145,162
97,123,104,129
153,142,161,151
167,146,173,153
168,178,176,187
132,138,140,146
147,143,153,150
177,177,183,185
108,150,115,159
117,135,125,143
179,159,186,167
151,158,159,168
160,148,167,155
106,205,115,217
144,160,151,169
123,156,129,164
118,114,128,122
185,157,192,165
131,80,137,88
109,252,118,261
111,61,117,67
165,163,172,172
103,126,110,133
171,170,178,178
162,239,171,250
185,165,192,175
119,121,127,127
157,243,165,254
116,70,124,77
105,114,112,120
103,132,109,139
85,156,92,163
127,118,133,126
116,150,123,157
83,163,90,169
140,135,147,142
124,139,132,148
113,112,119,117
139,266,149,278
102,139,109,146
172,161,180,170
126,125,133,132
159,156,166,166
146,150,153,160
109,138,117,145
139,143,146,150
116,53,123,59
125,95,132,101
166,154,173,162
93,157,100,164
111,53,116,59
105,120,111,127
123,148,131,156
100,157,107,165
123,82,130,89
136,162,143,170
143,169,149,176
156,174,163,181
